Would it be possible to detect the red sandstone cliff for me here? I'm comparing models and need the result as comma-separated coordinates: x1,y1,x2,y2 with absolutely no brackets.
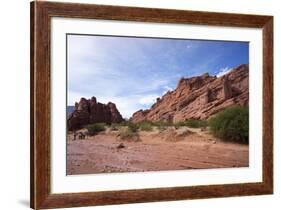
131,64,249,123
67,96,123,131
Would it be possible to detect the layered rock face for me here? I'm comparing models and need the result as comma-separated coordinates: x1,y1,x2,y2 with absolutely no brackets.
67,96,123,131
131,64,249,123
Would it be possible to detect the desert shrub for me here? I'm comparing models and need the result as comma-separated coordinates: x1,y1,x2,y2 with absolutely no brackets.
153,121,173,127
85,123,106,136
116,120,139,132
118,128,135,139
118,127,141,142
138,121,153,131
174,124,180,129
116,119,140,132
177,129,193,137
176,119,208,128
158,125,168,131
110,123,119,131
152,121,172,131
209,106,249,144
119,120,130,127
127,122,139,133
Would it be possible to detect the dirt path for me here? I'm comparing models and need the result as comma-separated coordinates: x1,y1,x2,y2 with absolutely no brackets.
67,127,248,175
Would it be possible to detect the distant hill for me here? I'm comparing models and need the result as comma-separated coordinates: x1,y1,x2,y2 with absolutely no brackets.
67,106,75,116
131,64,249,123
67,97,123,131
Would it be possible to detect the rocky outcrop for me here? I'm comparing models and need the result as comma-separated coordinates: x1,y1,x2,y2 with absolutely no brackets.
131,64,249,123
67,96,123,131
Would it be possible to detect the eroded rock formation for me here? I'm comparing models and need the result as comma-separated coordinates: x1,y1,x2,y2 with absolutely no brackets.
67,96,123,130
131,64,249,123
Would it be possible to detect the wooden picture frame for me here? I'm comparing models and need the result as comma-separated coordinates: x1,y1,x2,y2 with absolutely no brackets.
30,1,273,209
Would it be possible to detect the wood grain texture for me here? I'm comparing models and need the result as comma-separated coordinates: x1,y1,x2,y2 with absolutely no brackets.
30,1,274,209
262,17,274,192
30,2,34,208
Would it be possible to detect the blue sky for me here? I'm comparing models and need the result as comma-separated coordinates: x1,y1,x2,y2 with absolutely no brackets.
67,34,249,118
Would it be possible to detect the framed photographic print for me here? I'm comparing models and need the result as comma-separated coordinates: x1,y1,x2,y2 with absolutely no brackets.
30,1,273,209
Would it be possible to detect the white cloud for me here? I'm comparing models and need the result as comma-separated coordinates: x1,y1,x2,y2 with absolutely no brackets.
164,85,173,91
68,92,160,119
216,66,232,77
100,96,141,120
162,85,173,95
68,91,91,105
67,35,247,120
99,95,159,119
138,94,158,106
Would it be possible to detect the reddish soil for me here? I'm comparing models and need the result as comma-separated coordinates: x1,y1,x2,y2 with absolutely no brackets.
67,127,249,175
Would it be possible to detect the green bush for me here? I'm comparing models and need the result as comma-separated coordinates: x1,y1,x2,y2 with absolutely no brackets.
152,121,172,131
153,121,173,127
115,120,139,132
110,123,119,131
138,121,153,131
176,119,208,128
118,127,141,142
158,125,167,131
119,128,136,139
85,123,106,136
174,124,180,130
119,120,130,127
209,106,249,144
128,123,139,133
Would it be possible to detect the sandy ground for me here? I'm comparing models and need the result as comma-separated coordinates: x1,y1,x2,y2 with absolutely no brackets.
67,127,249,175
